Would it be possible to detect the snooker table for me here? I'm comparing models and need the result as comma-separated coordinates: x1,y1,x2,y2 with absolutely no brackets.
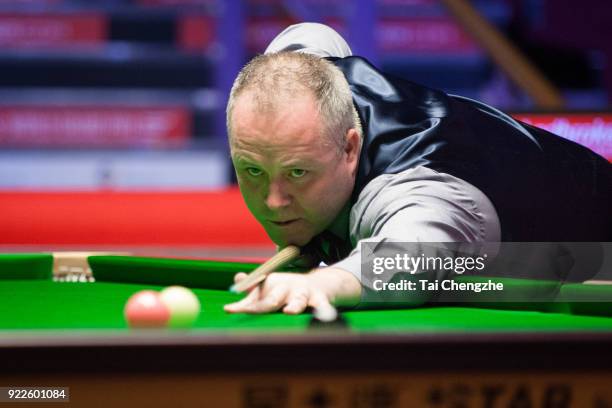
1,253,612,408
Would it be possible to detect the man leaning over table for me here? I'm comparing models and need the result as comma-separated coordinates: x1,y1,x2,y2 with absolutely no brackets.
222,23,612,315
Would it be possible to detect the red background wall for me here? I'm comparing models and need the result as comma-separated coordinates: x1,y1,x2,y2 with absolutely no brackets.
0,188,272,246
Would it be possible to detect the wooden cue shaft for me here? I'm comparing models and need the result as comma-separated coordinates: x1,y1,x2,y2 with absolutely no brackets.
230,245,301,293
441,0,564,109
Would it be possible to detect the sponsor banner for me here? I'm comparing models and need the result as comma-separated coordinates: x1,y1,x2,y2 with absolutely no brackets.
377,18,478,53
0,106,190,148
178,16,478,54
1,0,62,4
245,0,344,4
381,0,437,4
138,0,215,5
359,242,612,305
0,14,106,47
248,18,478,53
514,113,612,161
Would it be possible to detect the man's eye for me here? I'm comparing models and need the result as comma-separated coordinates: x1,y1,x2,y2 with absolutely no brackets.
290,169,307,178
246,168,263,177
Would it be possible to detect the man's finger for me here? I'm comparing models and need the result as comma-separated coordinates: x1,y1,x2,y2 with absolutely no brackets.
224,285,261,313
232,272,262,295
282,289,310,314
224,297,253,312
243,284,289,313
232,271,266,292
233,272,248,283
307,290,333,311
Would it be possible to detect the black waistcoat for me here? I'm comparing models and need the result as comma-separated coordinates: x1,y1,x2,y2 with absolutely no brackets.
330,56,612,242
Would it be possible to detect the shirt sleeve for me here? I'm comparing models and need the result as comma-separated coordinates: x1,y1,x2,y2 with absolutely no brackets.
330,166,501,306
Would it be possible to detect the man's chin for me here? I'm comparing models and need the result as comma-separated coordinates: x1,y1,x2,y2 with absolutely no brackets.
268,232,313,248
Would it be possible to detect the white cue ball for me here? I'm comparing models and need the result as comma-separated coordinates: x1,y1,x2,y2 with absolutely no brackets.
159,286,201,328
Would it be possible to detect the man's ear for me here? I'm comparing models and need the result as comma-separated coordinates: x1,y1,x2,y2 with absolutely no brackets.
344,128,361,176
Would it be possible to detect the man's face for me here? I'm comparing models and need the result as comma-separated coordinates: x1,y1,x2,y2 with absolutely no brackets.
230,92,359,247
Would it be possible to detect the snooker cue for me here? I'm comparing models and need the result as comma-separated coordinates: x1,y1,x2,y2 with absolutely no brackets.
229,245,301,293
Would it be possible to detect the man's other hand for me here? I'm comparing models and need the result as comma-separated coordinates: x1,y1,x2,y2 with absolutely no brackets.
223,268,361,314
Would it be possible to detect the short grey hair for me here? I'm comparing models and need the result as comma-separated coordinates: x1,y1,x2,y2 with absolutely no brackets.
226,52,362,151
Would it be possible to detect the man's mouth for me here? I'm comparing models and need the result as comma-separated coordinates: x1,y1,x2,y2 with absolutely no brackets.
270,219,298,226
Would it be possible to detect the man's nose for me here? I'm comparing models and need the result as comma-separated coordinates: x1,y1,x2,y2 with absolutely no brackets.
266,180,291,210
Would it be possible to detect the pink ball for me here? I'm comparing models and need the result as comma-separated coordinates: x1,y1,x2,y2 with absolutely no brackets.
124,290,171,328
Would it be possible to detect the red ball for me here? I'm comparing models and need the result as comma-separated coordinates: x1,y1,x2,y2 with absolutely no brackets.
124,290,171,328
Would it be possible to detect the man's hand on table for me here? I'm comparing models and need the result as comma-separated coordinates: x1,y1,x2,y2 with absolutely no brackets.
223,267,361,314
